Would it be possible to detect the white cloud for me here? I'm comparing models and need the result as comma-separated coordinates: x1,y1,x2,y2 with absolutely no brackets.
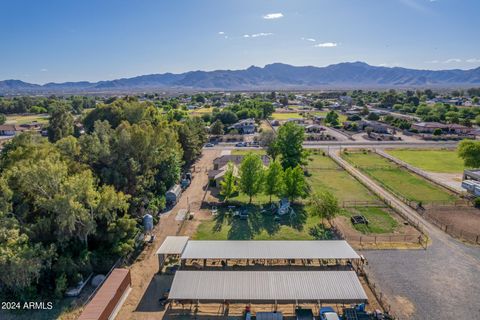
40,68,48,72
444,58,462,63
301,37,316,42
243,32,273,38
466,58,480,63
263,13,283,20
218,31,225,35
314,42,338,48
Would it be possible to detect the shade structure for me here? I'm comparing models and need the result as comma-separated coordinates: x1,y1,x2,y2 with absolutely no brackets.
180,240,359,260
156,236,189,255
168,271,368,303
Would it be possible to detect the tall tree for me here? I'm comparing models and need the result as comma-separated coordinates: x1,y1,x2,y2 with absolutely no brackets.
308,191,340,225
177,117,207,164
47,104,74,142
238,153,264,203
282,165,307,202
263,160,284,203
276,122,307,169
220,162,237,202
458,140,480,167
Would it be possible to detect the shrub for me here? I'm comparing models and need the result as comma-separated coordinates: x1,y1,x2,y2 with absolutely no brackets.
474,198,480,208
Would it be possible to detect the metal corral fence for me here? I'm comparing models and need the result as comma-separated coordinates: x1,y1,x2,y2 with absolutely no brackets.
341,200,386,208
419,210,480,244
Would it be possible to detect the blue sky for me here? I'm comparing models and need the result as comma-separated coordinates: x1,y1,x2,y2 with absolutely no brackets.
1,0,479,83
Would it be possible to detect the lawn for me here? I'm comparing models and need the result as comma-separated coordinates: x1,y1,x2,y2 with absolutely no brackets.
5,114,49,124
231,149,267,156
271,112,304,120
314,111,348,124
386,149,466,173
188,107,214,114
306,152,379,203
341,207,398,234
194,205,321,240
343,151,458,204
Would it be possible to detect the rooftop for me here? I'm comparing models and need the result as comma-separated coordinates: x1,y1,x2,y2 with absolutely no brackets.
168,270,368,303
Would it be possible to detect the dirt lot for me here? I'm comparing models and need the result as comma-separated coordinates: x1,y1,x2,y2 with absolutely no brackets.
424,206,480,241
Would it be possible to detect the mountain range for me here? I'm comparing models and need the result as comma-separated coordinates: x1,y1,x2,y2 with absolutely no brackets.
1,62,480,94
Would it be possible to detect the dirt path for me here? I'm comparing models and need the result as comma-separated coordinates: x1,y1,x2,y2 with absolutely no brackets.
112,149,219,320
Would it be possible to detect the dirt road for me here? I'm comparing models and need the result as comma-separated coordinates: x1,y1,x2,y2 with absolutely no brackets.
113,149,219,320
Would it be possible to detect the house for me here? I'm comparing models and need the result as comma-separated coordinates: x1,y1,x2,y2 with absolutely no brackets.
209,155,270,187
305,124,325,133
357,121,390,134
285,118,305,124
0,122,44,136
446,124,475,135
228,118,256,134
411,122,447,133
0,124,19,136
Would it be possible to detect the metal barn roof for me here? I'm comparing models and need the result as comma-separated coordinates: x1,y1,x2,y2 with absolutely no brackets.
180,240,359,260
168,271,368,303
156,236,189,255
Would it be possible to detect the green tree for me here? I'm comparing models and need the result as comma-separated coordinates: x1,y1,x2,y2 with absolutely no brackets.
325,111,340,126
309,191,340,224
0,113,6,125
433,128,442,136
220,162,237,202
475,114,480,126
238,153,264,203
282,165,307,202
210,119,224,135
458,140,480,167
47,104,74,142
276,122,307,169
367,112,380,121
263,160,284,203
177,117,207,164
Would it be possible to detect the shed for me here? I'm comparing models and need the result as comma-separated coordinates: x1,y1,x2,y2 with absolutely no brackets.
166,184,182,205
78,269,131,320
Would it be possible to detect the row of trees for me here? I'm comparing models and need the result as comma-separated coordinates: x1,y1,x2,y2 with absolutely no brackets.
0,98,207,300
0,96,95,114
220,154,308,204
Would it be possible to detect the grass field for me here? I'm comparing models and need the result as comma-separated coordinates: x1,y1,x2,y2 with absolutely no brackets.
231,149,267,156
5,114,49,124
340,207,398,234
307,152,378,203
271,112,304,120
188,107,214,114
194,205,320,240
343,151,458,204
386,149,466,173
314,111,348,124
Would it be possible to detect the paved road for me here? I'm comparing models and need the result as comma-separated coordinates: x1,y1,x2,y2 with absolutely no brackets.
330,151,480,320
208,141,459,151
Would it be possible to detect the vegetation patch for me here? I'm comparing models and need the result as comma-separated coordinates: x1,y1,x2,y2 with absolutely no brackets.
343,151,458,204
271,112,304,120
340,207,398,234
386,149,466,173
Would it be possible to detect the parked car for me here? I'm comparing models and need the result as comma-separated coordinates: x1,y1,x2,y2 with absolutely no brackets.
295,308,314,320
319,307,340,320
204,143,215,147
235,142,247,147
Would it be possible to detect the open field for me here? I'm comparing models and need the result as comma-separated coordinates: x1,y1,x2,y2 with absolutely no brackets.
194,205,320,240
307,152,378,203
188,107,214,114
230,149,267,156
271,112,304,120
5,113,49,124
314,111,348,124
342,151,458,204
385,149,466,173
340,207,398,234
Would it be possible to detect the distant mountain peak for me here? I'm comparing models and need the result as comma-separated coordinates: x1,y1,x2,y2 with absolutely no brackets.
1,62,479,94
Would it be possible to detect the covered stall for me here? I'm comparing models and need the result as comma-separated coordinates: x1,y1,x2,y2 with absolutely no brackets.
156,236,189,272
